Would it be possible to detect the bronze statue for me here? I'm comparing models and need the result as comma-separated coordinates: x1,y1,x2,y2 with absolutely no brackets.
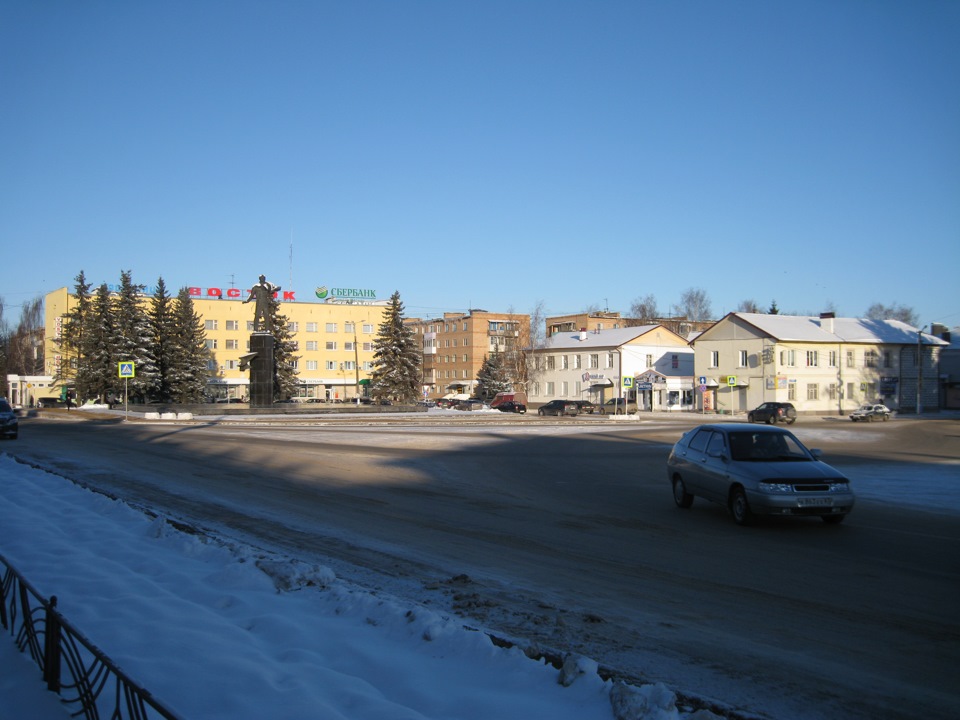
244,274,281,333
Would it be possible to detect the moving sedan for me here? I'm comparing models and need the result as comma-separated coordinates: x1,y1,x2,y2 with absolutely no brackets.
666,423,854,525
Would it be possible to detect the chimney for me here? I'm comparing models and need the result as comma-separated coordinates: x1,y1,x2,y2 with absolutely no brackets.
819,312,835,334
579,328,587,341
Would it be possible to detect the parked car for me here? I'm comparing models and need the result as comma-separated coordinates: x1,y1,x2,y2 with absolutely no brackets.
600,398,637,414
747,402,797,425
666,423,854,525
0,399,19,440
454,399,486,411
435,398,456,408
495,401,526,414
538,400,579,417
849,404,892,422
572,400,597,414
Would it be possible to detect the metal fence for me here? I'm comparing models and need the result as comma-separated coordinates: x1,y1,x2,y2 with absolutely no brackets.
0,552,181,720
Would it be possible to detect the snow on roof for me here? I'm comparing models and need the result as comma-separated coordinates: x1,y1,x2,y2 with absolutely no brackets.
542,325,659,350
728,313,949,345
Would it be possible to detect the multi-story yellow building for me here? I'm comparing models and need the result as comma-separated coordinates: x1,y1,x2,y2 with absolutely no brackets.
42,285,393,402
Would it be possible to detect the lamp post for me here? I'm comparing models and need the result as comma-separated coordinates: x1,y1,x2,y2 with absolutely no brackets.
917,326,927,414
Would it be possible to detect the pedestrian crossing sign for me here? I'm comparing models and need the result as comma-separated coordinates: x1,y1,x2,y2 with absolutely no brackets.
118,362,136,378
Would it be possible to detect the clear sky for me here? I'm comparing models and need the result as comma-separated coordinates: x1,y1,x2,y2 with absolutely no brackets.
2,1,958,327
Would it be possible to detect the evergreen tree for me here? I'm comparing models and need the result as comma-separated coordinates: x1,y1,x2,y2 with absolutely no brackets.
149,277,177,402
170,287,210,403
370,291,421,402
474,350,511,400
768,300,780,315
112,270,159,402
55,271,93,396
80,284,116,403
267,292,300,400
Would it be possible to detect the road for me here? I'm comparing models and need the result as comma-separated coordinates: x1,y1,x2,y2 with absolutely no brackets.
7,410,960,720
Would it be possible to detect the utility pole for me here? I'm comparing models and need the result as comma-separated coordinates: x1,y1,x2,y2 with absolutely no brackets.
917,326,926,414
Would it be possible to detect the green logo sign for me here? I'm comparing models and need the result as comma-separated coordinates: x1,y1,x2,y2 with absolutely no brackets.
315,286,329,299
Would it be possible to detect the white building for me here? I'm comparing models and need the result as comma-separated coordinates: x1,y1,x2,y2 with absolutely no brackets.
529,325,694,411
691,312,947,415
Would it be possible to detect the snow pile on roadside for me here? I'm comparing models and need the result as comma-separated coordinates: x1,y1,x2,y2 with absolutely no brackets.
0,453,716,720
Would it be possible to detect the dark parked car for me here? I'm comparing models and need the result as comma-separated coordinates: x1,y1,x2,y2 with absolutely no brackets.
538,400,579,417
747,402,797,425
0,399,19,440
666,423,854,525
849,404,892,422
454,399,486,411
495,401,527,414
572,400,597,414
435,398,456,408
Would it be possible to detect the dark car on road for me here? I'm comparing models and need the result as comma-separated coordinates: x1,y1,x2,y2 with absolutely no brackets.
572,400,597,414
747,402,797,425
495,401,526,414
666,423,854,525
0,399,19,440
537,400,579,417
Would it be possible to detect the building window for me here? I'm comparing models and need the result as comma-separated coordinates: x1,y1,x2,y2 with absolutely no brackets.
573,355,581,369
561,381,569,395
345,322,355,334
847,382,855,399
780,349,796,367
345,342,355,352
363,342,372,352
806,351,819,367
306,360,318,371
738,350,748,368
344,361,355,371
204,319,218,331
646,354,654,368
225,360,237,370
828,350,837,367
205,339,217,350
846,350,855,368
590,354,600,369
326,341,337,351
363,324,374,334
225,339,239,350
606,353,614,368
325,323,337,333
306,341,318,351
225,320,239,331
807,383,819,400
561,355,568,370
865,350,878,368
326,361,336,370
546,382,555,395
287,322,299,332
246,321,255,332
709,351,719,368
788,383,796,400
462,354,468,362
883,352,892,368
306,322,318,332
547,356,556,370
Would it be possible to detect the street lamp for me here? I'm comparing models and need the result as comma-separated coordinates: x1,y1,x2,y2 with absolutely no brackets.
917,326,927,415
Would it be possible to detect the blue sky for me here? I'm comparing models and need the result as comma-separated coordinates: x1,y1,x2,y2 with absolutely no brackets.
2,1,958,327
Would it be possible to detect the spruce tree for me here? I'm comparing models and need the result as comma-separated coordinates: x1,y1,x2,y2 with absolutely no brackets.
113,270,159,402
55,271,93,397
149,277,177,402
474,350,511,400
80,284,116,403
171,287,210,403
267,292,300,400
370,291,421,402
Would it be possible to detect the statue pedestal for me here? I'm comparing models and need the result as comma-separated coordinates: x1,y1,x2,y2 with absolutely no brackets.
248,333,275,407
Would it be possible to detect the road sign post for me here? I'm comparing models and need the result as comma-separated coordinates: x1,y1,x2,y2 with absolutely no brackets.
118,362,136,419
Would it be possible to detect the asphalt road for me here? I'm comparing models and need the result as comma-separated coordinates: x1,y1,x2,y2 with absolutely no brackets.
7,411,960,720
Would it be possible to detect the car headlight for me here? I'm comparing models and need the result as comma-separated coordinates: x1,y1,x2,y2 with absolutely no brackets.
758,482,794,493
828,482,851,493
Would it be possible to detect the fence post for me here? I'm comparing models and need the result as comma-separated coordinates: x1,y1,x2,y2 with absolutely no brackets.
43,595,61,692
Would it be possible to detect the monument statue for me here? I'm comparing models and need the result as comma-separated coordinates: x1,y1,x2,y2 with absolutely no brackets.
244,274,281,333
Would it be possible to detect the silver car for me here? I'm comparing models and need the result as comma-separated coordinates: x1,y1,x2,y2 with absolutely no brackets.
666,423,854,525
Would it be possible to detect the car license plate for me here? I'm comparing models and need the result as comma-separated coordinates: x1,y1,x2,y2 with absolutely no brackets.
798,498,834,507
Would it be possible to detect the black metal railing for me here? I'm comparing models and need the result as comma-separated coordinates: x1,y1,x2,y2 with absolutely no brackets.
0,552,181,720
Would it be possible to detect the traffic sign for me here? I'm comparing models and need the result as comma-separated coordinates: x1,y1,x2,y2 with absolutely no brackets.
699,376,706,385
727,375,737,386
622,376,633,388
118,362,136,378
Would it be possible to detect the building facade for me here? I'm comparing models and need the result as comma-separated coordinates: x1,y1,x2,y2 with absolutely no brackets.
406,310,531,399
691,312,947,415
530,325,695,410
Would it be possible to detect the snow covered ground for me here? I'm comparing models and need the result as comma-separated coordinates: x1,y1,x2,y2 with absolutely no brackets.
2,417,957,720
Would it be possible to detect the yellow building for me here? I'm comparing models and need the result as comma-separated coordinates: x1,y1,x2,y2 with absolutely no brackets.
43,286,392,402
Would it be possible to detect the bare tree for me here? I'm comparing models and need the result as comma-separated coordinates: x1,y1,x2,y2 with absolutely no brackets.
506,300,545,395
672,288,713,322
865,302,919,327
737,299,761,313
630,294,659,322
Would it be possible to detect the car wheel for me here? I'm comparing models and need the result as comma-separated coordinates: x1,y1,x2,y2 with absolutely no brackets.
672,477,693,508
538,409,545,416
867,414,875,423
822,514,846,525
747,414,754,423
882,414,889,421
766,415,777,425
786,418,796,425
730,487,754,526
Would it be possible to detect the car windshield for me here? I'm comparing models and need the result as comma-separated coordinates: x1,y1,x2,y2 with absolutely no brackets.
727,431,811,462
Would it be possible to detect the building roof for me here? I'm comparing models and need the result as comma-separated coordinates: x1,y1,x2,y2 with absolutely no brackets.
704,313,949,346
542,325,668,351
